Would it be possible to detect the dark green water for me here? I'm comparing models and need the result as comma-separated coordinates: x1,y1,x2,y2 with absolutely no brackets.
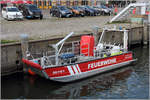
1,46,149,99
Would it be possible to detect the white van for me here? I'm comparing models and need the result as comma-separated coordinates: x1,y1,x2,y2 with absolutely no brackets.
2,6,23,20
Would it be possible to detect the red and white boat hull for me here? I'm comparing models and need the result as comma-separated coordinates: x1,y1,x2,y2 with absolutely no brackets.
22,52,136,82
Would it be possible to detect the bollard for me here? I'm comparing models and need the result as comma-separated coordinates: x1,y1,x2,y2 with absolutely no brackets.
20,34,29,59
92,26,99,46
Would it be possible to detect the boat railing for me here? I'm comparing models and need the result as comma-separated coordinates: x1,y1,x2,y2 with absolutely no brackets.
44,49,126,67
30,41,127,67
42,45,127,67
28,50,56,59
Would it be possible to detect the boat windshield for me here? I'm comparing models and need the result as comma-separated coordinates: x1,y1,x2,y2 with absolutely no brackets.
7,8,19,12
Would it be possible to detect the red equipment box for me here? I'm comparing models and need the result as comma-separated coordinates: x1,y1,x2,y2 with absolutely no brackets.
80,35,95,56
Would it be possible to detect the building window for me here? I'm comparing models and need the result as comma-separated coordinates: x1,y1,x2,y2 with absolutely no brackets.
66,0,70,6
82,0,88,5
74,1,78,6
44,0,47,6
85,0,88,5
56,0,61,6
39,0,42,6
33,0,37,6
90,0,94,6
81,0,85,5
96,1,101,5
48,0,52,6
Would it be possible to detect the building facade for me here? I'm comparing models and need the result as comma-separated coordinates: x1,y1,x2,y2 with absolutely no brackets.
30,0,137,9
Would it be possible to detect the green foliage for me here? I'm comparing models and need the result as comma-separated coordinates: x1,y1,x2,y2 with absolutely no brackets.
107,21,130,24
1,40,18,44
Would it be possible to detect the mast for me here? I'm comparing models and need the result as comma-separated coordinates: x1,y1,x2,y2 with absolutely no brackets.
123,30,128,51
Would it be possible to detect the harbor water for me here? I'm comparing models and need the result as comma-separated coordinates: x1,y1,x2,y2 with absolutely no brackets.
1,46,149,99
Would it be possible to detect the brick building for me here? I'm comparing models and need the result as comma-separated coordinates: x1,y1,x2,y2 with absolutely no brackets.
27,0,137,9
31,0,101,9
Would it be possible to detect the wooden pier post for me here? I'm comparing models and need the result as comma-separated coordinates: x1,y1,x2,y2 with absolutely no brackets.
20,34,29,59
20,34,29,72
143,15,149,45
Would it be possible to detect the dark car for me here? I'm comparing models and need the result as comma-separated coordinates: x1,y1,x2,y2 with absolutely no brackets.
91,6,102,15
79,6,94,16
84,5,99,16
18,4,43,19
50,6,72,18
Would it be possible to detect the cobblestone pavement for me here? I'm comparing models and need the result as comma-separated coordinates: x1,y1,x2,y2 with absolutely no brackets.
0,10,135,41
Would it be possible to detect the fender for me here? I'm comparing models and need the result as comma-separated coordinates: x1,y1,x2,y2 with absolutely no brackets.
22,58,43,70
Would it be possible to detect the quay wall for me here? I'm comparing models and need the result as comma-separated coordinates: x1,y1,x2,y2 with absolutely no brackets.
1,34,84,76
1,26,148,76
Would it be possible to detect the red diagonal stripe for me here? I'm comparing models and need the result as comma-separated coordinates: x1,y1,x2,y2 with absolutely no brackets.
71,66,76,74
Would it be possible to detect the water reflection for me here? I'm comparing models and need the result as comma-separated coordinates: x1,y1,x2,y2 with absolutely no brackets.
22,67,133,99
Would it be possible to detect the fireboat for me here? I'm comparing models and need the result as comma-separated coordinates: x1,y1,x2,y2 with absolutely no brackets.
22,27,137,82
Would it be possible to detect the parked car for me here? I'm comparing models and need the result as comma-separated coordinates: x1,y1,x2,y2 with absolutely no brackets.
91,6,103,15
85,5,99,16
69,6,85,17
97,5,112,15
18,4,43,19
79,6,94,16
50,6,72,18
102,5,113,15
2,6,23,20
